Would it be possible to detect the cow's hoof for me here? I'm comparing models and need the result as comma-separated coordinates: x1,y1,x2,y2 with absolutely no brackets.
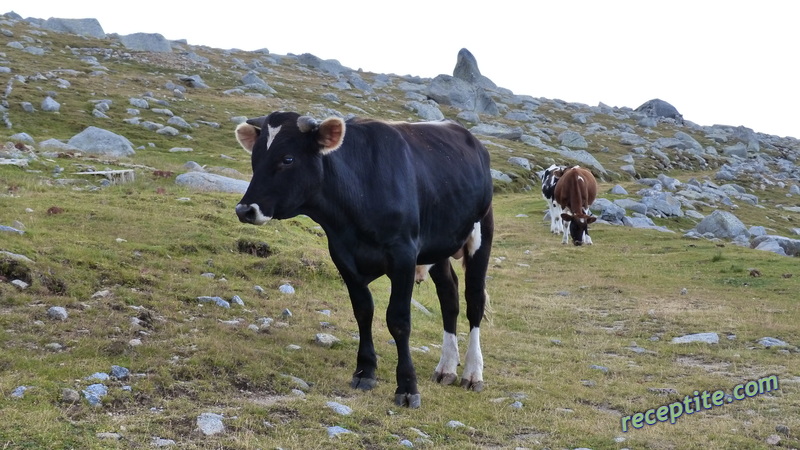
350,376,377,390
460,378,484,392
431,371,458,386
394,393,421,408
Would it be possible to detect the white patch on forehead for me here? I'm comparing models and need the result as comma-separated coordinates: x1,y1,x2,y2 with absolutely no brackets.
578,175,585,183
266,125,282,150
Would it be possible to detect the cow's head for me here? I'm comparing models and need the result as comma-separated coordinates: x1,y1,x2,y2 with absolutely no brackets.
234,111,345,224
560,212,596,246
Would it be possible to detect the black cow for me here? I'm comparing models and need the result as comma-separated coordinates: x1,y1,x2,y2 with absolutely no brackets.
234,112,494,408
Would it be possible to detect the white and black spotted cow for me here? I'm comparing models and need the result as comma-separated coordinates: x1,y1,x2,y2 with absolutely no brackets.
234,112,494,408
541,164,566,234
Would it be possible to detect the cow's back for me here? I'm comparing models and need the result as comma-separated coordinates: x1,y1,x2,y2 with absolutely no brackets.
327,119,492,262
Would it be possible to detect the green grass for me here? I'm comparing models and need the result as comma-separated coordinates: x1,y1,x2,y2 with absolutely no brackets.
2,16,800,449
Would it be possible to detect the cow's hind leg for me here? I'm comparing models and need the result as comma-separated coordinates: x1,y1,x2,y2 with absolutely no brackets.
428,258,460,386
461,207,494,391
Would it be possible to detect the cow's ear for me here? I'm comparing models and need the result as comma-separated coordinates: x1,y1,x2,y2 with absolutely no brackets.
317,117,346,155
560,213,572,221
235,122,260,154
587,216,597,224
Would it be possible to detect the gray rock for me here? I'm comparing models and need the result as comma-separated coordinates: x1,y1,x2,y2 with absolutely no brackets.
175,172,248,194
452,48,496,90
751,235,800,256
118,33,172,52
152,437,177,447
197,412,225,436
327,426,352,437
296,53,350,75
559,130,588,149
610,185,628,195
590,198,625,224
68,127,135,157
507,157,531,171
60,388,80,403
43,18,105,38
11,386,28,398
111,365,130,379
635,99,683,123
315,333,340,347
427,75,498,116
490,169,512,183
589,364,609,373
41,96,60,112
279,284,295,294
326,401,353,415
614,198,648,215
640,192,684,218
197,296,231,308
758,337,789,348
179,75,209,89
47,306,68,321
470,123,522,140
694,210,748,239
671,332,719,344
404,101,444,121
83,383,108,406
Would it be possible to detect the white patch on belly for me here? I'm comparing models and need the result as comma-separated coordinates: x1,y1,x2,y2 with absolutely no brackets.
465,221,482,257
266,124,282,150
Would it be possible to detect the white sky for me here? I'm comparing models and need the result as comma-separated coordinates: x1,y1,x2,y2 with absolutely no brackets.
5,1,799,138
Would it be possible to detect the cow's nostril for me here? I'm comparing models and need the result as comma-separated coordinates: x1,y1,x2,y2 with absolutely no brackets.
235,204,254,223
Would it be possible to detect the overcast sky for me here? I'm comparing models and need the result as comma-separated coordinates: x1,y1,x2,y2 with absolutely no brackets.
5,1,799,138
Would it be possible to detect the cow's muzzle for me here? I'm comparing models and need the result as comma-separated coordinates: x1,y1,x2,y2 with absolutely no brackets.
573,240,583,246
235,203,271,225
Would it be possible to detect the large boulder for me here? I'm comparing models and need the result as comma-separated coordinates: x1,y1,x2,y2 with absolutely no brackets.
751,235,800,257
43,18,105,39
693,210,748,239
635,99,683,123
175,172,249,194
67,127,135,157
452,48,497,90
427,75,498,116
118,33,172,52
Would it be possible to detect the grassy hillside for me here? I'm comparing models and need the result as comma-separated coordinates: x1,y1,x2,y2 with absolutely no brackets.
1,15,799,449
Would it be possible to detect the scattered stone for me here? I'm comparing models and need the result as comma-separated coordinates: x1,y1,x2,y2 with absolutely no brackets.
11,386,28,398
152,437,177,447
47,306,68,321
83,383,108,406
96,432,122,440
11,279,29,290
327,426,352,437
111,365,130,380
60,388,80,403
589,364,609,373
775,425,790,436
279,284,295,294
231,295,244,306
671,332,719,344
197,296,230,308
326,401,353,416
197,412,225,436
315,333,340,347
446,420,466,428
758,337,789,348
765,434,781,446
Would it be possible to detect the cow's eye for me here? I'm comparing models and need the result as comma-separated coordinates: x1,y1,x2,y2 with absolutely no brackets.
281,155,294,165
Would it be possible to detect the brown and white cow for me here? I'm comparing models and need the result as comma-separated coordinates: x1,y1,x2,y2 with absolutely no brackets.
553,166,597,246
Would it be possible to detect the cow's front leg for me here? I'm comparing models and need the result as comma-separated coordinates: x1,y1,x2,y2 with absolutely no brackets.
386,255,420,408
343,280,378,390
